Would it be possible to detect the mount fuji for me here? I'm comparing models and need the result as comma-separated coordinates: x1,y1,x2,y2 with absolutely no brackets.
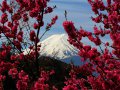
39,34,78,59
24,34,84,66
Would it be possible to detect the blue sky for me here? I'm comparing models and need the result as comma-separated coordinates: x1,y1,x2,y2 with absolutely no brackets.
42,0,107,39
44,0,95,37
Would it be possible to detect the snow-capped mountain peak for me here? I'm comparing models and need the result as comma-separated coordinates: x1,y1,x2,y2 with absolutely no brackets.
39,34,78,59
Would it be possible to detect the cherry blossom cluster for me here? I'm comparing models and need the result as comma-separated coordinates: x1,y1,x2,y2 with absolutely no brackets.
63,0,120,89
0,0,58,90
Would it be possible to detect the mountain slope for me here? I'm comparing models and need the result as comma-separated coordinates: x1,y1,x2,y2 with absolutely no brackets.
39,34,79,59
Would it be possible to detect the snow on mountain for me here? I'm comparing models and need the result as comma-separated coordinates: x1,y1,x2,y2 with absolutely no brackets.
39,34,79,59
24,34,79,60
